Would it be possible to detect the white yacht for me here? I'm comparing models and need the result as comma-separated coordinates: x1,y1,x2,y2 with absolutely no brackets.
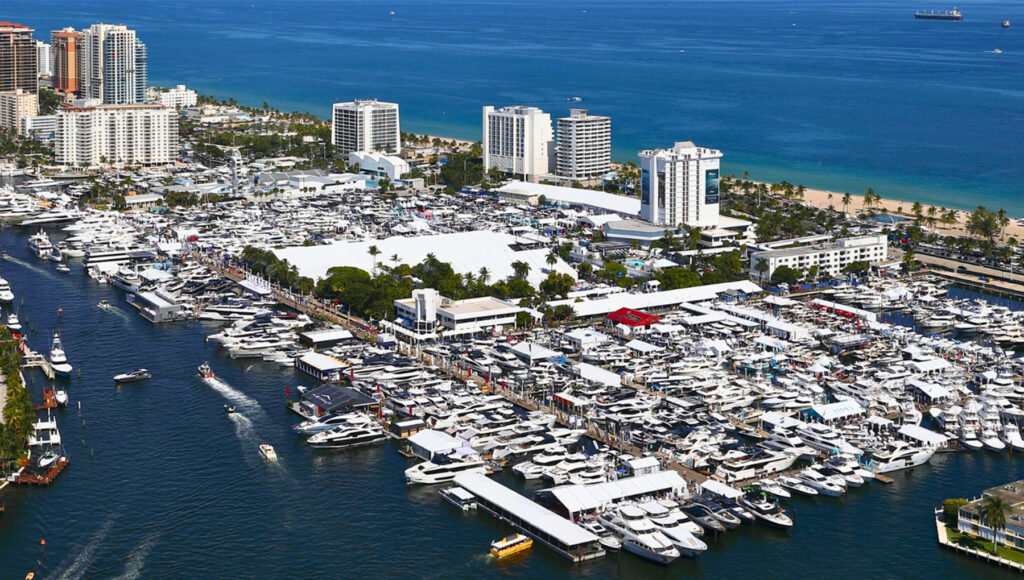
306,424,387,449
715,449,798,481
868,442,934,474
598,505,680,565
797,468,845,497
27,231,52,253
49,332,73,377
797,423,862,455
740,496,794,529
294,412,373,435
512,445,567,479
0,276,13,303
6,311,21,331
405,454,489,485
636,502,708,557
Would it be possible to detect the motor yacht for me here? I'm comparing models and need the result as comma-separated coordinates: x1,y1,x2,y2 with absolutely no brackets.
714,449,798,481
306,424,387,449
598,506,681,565
740,496,794,529
405,454,489,485
6,312,21,331
636,502,708,557
867,442,934,473
797,468,845,497
293,412,373,435
259,444,278,461
777,476,818,496
49,333,73,377
113,368,152,384
580,520,622,552
0,277,13,303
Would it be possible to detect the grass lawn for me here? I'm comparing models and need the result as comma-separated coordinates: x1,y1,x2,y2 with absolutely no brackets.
946,525,1024,565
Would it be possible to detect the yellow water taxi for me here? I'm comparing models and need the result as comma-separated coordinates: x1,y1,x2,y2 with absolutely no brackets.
490,533,533,558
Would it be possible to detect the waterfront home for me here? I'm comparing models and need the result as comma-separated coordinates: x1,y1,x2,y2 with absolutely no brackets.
958,480,1024,550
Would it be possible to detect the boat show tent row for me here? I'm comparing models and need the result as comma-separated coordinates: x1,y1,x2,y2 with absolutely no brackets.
534,471,687,520
453,473,604,562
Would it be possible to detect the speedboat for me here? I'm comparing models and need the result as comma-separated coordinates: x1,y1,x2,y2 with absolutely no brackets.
224,404,236,414
679,503,726,534
97,300,112,310
580,520,622,552
55,263,70,273
113,368,152,383
259,443,278,461
197,361,215,379
754,479,791,499
54,389,68,406
38,450,60,468
0,276,13,302
49,332,73,377
777,476,818,496
6,312,21,331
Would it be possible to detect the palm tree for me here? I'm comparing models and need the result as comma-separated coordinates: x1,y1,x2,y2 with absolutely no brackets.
368,245,380,276
842,193,852,214
912,201,923,220
478,267,490,286
511,260,531,280
980,495,1011,555
545,252,557,269
391,253,400,270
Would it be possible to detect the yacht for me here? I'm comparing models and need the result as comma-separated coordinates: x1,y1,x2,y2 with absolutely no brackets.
306,424,387,449
0,276,13,303
797,468,845,496
868,442,934,474
6,312,21,331
113,368,152,384
740,496,794,529
714,449,798,481
259,444,278,461
27,231,52,253
49,333,73,377
293,412,373,435
512,445,566,479
598,506,681,565
777,475,818,496
197,361,215,379
797,424,862,455
55,389,68,407
580,520,622,552
405,454,489,485
636,502,708,557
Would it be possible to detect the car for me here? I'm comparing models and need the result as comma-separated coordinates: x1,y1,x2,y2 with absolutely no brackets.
979,276,990,282
956,266,968,273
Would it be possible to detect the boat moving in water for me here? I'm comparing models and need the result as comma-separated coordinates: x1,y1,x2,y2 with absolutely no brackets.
113,368,152,384
490,534,533,558
914,8,963,21
259,444,278,461
197,361,215,379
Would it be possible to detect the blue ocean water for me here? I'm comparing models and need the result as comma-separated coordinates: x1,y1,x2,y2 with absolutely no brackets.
10,0,1024,213
2,231,1024,577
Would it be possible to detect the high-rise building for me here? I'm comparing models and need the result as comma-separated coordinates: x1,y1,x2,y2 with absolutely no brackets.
81,24,147,104
0,22,38,94
482,105,553,180
0,89,38,134
556,109,610,180
55,101,177,167
638,141,722,228
51,28,83,95
35,40,52,79
330,100,400,155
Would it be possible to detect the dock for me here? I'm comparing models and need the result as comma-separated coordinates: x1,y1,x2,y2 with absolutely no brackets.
21,350,54,380
35,387,56,410
12,456,69,486
935,509,1024,572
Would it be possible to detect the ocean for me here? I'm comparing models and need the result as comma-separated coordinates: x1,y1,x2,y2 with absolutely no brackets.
9,0,1024,213
1,230,1024,577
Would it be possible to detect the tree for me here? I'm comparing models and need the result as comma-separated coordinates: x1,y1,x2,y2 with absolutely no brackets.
753,258,769,280
545,252,557,269
912,201,923,220
942,498,969,527
477,267,490,286
844,260,871,275
770,265,801,285
980,495,1011,554
901,246,916,271
368,245,380,275
842,193,852,214
511,260,531,280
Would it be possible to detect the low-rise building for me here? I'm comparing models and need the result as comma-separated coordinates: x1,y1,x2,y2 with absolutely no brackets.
958,480,1024,550
750,234,888,282
19,114,56,138
147,84,198,109
348,151,409,180
392,288,523,340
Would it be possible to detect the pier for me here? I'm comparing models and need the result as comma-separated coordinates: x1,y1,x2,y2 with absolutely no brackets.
12,456,69,486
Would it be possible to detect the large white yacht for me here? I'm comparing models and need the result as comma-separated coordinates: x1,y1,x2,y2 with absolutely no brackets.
598,505,681,565
636,502,708,557
868,442,934,474
797,423,862,455
405,454,489,485
49,332,73,377
294,412,373,435
714,449,798,481
306,424,387,449
0,276,13,303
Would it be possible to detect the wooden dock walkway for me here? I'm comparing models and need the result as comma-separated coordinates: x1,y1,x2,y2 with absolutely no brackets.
13,457,69,486
35,388,56,410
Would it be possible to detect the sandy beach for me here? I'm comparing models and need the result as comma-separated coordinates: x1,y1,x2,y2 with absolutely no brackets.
794,185,1024,242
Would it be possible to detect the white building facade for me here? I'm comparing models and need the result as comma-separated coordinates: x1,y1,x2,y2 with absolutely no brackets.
348,151,409,180
556,109,610,180
639,141,722,228
55,102,177,168
750,235,889,282
148,84,197,109
482,105,554,180
0,89,39,134
81,23,148,105
19,114,57,138
393,288,523,340
35,40,52,78
331,100,400,155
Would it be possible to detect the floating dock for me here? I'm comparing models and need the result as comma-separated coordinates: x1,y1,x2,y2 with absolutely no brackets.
13,456,69,486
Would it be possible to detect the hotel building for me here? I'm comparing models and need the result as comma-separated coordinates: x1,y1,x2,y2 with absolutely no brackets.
749,235,888,282
556,109,610,180
482,105,554,181
639,141,722,228
55,101,177,167
81,24,148,104
331,99,400,155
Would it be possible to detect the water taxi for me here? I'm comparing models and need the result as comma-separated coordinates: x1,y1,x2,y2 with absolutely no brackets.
489,533,532,558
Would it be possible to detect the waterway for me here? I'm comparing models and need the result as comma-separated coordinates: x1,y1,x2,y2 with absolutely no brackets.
8,0,1024,213
1,225,1024,577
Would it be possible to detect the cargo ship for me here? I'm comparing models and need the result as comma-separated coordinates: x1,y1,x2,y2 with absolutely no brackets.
915,8,963,21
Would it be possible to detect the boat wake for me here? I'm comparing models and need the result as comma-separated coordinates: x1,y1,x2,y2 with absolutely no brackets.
112,532,160,580
5,254,49,274
228,412,257,446
55,513,118,580
202,376,263,414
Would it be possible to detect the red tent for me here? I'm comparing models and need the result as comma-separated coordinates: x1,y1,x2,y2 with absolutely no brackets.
605,307,661,327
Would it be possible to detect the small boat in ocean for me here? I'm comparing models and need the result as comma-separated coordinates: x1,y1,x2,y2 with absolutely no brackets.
6,312,21,331
489,533,532,558
55,389,68,406
97,300,111,310
566,96,583,102
113,368,152,384
1003,19,1010,28
197,361,215,379
224,404,236,414
55,263,70,273
38,450,60,468
259,444,278,461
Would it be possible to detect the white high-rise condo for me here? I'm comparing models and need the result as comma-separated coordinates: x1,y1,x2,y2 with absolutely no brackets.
482,105,554,181
639,141,722,228
80,23,148,104
35,40,52,79
331,100,400,155
556,109,610,180
55,101,177,168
